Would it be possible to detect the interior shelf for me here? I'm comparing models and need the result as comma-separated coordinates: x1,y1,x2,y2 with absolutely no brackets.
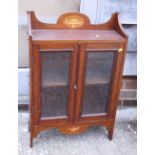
42,51,113,87
41,84,109,118
42,59,111,87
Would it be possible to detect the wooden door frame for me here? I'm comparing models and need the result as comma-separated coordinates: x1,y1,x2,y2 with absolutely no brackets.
32,43,78,125
74,42,125,122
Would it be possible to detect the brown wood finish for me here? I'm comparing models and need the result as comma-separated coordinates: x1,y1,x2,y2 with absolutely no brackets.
74,44,87,122
27,11,128,147
67,45,79,122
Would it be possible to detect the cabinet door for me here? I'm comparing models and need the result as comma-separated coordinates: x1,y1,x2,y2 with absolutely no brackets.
33,45,78,123
75,44,124,121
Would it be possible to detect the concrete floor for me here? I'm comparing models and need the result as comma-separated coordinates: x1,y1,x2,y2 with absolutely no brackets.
18,107,137,155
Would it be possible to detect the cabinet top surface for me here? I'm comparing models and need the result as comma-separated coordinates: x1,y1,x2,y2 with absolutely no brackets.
31,30,125,43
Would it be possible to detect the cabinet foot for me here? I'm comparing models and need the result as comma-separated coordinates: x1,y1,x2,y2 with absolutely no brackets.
108,127,114,140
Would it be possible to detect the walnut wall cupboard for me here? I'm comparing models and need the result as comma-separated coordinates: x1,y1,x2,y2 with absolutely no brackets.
27,11,128,147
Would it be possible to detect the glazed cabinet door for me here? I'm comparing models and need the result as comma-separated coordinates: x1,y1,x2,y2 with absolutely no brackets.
33,44,78,124
75,44,124,121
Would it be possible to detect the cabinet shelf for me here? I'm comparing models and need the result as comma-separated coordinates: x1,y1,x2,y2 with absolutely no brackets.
41,84,109,118
42,59,111,87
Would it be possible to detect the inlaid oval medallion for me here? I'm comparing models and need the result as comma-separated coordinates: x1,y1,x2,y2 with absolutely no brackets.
58,125,89,134
63,15,85,28
57,13,90,28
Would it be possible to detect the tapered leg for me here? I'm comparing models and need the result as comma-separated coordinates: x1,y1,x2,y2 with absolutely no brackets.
108,128,114,140
108,126,114,140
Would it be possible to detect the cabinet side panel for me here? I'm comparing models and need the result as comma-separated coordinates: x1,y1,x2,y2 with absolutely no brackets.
33,45,40,124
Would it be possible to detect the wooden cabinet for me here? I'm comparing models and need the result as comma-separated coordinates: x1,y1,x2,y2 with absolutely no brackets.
27,11,128,147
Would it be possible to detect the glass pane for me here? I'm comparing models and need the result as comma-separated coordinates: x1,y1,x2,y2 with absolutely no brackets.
41,51,70,119
82,51,114,116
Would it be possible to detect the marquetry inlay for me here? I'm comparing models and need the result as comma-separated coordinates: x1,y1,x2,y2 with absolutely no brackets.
62,15,85,28
68,126,80,132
